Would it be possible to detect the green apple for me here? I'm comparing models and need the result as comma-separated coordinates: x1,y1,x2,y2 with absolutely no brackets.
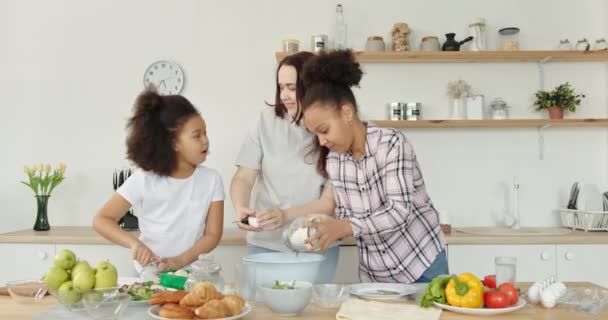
73,269,95,290
71,260,93,279
94,261,118,289
44,266,70,290
58,281,82,304
95,260,117,274
54,249,77,270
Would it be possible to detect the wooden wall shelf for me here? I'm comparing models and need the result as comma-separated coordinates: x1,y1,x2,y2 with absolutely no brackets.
276,50,608,63
371,119,608,128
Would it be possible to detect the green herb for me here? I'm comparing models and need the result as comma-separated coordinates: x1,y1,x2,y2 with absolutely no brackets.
420,276,451,308
272,280,296,290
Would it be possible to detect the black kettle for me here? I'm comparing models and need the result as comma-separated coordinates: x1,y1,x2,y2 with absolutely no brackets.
442,33,474,51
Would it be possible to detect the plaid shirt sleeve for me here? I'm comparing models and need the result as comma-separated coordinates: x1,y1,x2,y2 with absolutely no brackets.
348,134,415,237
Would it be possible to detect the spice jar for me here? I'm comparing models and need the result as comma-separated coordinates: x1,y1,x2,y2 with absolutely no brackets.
282,217,319,252
311,34,328,53
282,39,300,52
498,27,520,51
365,36,385,51
184,254,225,292
388,102,405,120
575,38,590,51
489,98,510,120
420,36,440,51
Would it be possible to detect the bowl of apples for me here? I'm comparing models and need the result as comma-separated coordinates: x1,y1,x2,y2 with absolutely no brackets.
43,249,120,311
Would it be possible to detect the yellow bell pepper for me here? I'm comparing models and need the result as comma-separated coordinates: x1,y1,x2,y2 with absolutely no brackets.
445,272,484,308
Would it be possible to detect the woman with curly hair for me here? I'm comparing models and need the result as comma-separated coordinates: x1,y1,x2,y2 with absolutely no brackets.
93,90,224,274
300,50,447,283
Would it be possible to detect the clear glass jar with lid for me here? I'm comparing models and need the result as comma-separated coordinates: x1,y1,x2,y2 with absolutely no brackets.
489,98,510,120
184,253,225,292
498,27,520,51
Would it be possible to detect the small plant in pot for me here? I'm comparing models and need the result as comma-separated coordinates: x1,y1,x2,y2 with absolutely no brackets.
533,82,585,119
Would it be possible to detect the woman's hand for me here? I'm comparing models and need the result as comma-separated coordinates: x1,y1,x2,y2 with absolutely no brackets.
304,215,352,252
131,241,159,267
157,256,186,272
256,207,287,231
235,206,261,231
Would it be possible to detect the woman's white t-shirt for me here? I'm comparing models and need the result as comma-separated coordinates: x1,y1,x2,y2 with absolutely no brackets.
117,166,224,258
236,108,327,251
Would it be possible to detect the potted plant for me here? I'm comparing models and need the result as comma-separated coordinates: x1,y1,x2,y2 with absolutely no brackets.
533,82,585,119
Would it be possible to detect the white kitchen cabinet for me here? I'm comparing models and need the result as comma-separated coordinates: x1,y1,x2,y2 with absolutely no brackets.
0,244,55,286
56,244,135,277
448,245,557,282
556,244,608,288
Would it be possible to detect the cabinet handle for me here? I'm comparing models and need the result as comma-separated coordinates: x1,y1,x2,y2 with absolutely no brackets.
540,251,552,261
37,251,48,260
565,251,575,261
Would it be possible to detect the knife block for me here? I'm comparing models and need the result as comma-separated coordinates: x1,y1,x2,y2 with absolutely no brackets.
114,168,139,231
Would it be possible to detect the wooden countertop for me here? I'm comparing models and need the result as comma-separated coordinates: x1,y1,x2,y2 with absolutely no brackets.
1,226,608,246
1,282,606,320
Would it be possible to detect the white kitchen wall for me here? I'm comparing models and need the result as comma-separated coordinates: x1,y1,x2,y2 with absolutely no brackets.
1,0,607,233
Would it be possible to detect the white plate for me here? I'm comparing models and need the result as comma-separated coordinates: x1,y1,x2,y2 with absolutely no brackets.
349,283,417,300
433,298,526,315
148,303,252,320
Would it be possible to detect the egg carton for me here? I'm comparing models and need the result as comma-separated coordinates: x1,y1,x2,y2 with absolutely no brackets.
558,208,608,232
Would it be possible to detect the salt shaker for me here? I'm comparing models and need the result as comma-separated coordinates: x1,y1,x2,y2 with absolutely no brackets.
594,38,608,50
282,217,320,252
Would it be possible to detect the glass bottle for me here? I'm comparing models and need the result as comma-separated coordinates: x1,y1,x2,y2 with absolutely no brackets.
575,38,590,51
558,39,573,50
334,4,347,49
184,254,225,292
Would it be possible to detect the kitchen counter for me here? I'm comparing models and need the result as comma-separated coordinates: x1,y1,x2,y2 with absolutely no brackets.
1,282,606,320
1,226,608,246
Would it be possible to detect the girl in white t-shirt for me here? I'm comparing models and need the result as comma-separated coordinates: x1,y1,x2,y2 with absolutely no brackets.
93,90,224,274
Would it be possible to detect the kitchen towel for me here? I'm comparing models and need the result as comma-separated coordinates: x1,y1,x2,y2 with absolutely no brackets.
336,298,442,320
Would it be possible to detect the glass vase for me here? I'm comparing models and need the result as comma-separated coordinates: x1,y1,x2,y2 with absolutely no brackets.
33,195,50,231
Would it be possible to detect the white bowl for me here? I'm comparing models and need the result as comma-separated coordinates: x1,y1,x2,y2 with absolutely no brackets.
242,252,325,302
259,281,312,316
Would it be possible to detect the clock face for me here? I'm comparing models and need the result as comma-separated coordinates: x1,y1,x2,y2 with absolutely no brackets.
143,61,184,95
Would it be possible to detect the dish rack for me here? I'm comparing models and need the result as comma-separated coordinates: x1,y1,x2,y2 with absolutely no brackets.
558,208,608,231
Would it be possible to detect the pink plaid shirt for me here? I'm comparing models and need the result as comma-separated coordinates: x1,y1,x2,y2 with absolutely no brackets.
328,122,446,283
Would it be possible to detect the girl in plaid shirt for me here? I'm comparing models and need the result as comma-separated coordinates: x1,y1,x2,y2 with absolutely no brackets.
299,50,448,283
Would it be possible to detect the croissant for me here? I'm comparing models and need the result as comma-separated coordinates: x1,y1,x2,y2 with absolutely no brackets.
149,290,189,305
180,282,224,307
221,294,245,315
194,300,232,319
159,303,195,319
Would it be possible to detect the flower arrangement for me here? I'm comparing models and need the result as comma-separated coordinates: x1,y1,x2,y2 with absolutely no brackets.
447,79,473,99
21,163,67,196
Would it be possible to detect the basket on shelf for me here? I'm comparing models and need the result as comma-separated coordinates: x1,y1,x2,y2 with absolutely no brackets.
558,208,608,231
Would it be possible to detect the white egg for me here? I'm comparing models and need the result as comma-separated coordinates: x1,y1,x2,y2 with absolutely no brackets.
541,289,557,308
527,283,541,303
248,217,260,228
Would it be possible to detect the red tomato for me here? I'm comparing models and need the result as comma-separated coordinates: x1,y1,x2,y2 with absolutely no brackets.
498,283,519,305
484,290,510,308
482,275,496,289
